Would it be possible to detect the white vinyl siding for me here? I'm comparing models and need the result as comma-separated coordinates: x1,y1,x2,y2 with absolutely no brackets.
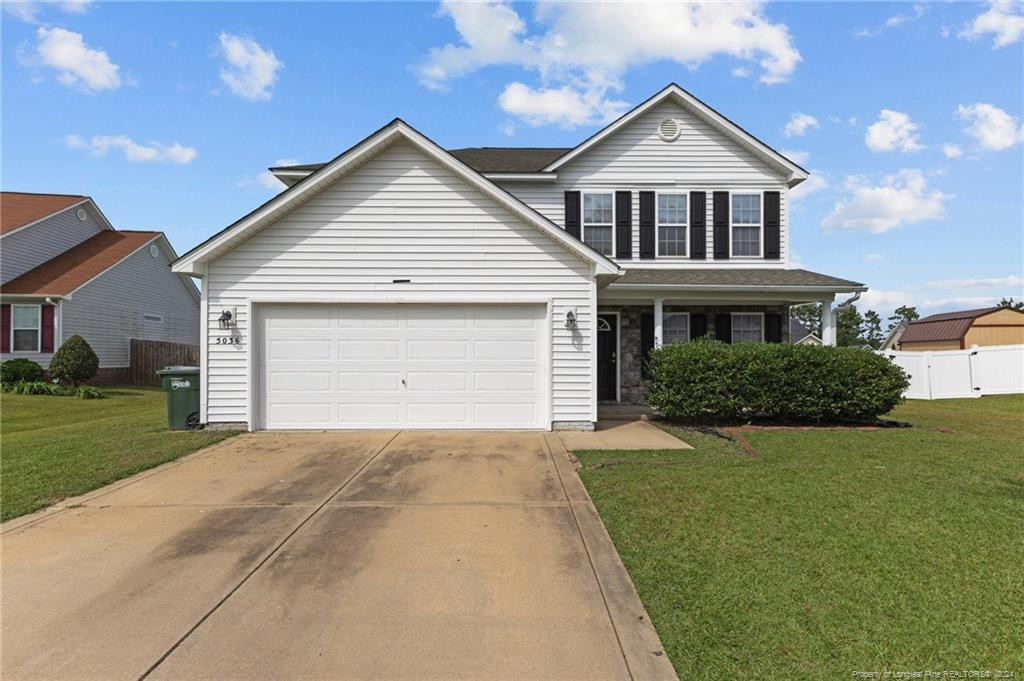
732,313,764,343
1,203,105,284
203,141,595,427
498,100,790,266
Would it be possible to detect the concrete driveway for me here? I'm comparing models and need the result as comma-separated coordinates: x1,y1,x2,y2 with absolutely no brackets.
1,431,675,681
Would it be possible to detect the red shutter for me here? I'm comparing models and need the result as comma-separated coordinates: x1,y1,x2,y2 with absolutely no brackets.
1,305,9,353
41,305,55,353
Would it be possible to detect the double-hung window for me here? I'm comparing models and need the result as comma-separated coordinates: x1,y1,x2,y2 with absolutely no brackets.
582,193,613,256
732,313,764,343
731,193,762,257
657,193,687,256
663,313,690,345
11,304,41,352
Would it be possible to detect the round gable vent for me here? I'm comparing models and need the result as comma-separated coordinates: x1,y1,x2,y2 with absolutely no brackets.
657,118,681,142
76,207,88,221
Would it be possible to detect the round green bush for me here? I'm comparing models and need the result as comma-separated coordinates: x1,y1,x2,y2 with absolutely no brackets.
47,335,99,386
0,358,44,384
645,339,910,423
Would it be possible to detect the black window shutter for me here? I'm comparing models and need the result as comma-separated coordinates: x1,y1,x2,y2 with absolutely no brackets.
713,191,729,259
690,312,707,340
689,191,706,259
639,191,655,259
641,312,654,377
615,191,632,259
714,313,732,342
765,313,783,343
564,191,581,239
764,191,781,260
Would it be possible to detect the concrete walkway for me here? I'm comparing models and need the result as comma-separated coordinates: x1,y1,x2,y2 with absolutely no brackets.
1,431,677,681
559,420,692,451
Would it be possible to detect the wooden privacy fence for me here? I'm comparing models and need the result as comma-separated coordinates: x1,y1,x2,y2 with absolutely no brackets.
130,339,199,385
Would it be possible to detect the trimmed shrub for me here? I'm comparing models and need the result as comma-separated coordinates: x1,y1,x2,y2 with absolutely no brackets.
48,335,99,386
645,339,910,423
1,358,44,384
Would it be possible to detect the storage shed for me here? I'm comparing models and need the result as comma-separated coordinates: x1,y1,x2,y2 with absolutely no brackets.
898,307,1024,351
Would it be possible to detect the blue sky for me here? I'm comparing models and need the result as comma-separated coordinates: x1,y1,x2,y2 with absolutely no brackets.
3,1,1022,316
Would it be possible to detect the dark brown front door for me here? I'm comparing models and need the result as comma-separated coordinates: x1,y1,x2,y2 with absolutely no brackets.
597,314,617,401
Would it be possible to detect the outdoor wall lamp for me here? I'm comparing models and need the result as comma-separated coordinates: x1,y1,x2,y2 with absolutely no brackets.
565,309,578,330
218,309,235,330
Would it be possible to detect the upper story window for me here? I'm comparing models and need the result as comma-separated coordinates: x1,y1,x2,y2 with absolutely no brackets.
663,313,690,344
582,193,613,256
731,193,762,257
732,313,764,343
657,193,687,257
11,304,40,352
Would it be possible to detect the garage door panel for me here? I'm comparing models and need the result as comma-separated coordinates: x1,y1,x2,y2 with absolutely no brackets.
259,303,547,429
338,371,401,392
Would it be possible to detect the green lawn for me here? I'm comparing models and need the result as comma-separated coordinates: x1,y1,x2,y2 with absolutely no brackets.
577,395,1024,679
1,386,238,521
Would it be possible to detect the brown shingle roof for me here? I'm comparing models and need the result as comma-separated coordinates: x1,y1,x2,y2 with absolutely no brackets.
270,147,571,176
899,307,1012,343
612,268,865,289
2,230,160,295
1,192,88,235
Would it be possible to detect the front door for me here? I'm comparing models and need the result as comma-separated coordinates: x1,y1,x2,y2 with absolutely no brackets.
596,314,617,401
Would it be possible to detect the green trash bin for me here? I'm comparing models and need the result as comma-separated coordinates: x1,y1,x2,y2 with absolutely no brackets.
157,366,201,430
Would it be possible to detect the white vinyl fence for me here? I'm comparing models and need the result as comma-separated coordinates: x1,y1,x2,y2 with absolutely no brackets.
882,344,1024,399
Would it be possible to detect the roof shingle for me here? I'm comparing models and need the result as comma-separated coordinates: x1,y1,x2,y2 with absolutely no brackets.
611,268,864,289
1,192,87,235
270,147,571,176
2,230,160,295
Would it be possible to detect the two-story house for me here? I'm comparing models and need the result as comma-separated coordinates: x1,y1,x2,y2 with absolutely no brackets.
172,84,865,431
1,192,201,383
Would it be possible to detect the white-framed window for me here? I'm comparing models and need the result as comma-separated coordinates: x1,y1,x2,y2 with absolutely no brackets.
663,312,690,344
11,304,41,353
657,193,687,257
732,312,764,343
582,192,614,256
731,193,762,257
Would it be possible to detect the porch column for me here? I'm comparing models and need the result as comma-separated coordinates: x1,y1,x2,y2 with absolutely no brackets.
654,298,664,347
821,303,836,346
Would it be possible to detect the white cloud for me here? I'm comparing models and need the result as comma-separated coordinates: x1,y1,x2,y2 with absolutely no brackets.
498,121,517,137
865,253,884,261
886,3,926,28
731,66,751,78
65,134,197,164
924,275,1024,290
860,289,915,311
921,295,1002,309
956,103,1024,151
417,1,801,127
22,26,120,93
942,143,964,158
865,110,925,152
789,173,827,203
784,112,819,138
4,1,93,22
780,148,810,164
821,169,951,234
239,158,299,192
959,0,1024,48
217,33,282,102
498,82,625,127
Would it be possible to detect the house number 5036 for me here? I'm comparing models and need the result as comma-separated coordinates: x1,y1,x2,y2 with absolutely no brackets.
215,337,242,345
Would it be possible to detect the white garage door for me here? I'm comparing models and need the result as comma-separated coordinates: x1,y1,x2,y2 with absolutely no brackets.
257,303,548,429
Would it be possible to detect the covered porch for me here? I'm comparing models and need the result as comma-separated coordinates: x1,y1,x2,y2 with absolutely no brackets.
594,268,866,405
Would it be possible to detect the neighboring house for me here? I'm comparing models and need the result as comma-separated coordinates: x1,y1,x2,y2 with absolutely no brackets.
1,192,200,383
790,318,822,345
898,307,1024,351
880,321,907,351
172,83,865,431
